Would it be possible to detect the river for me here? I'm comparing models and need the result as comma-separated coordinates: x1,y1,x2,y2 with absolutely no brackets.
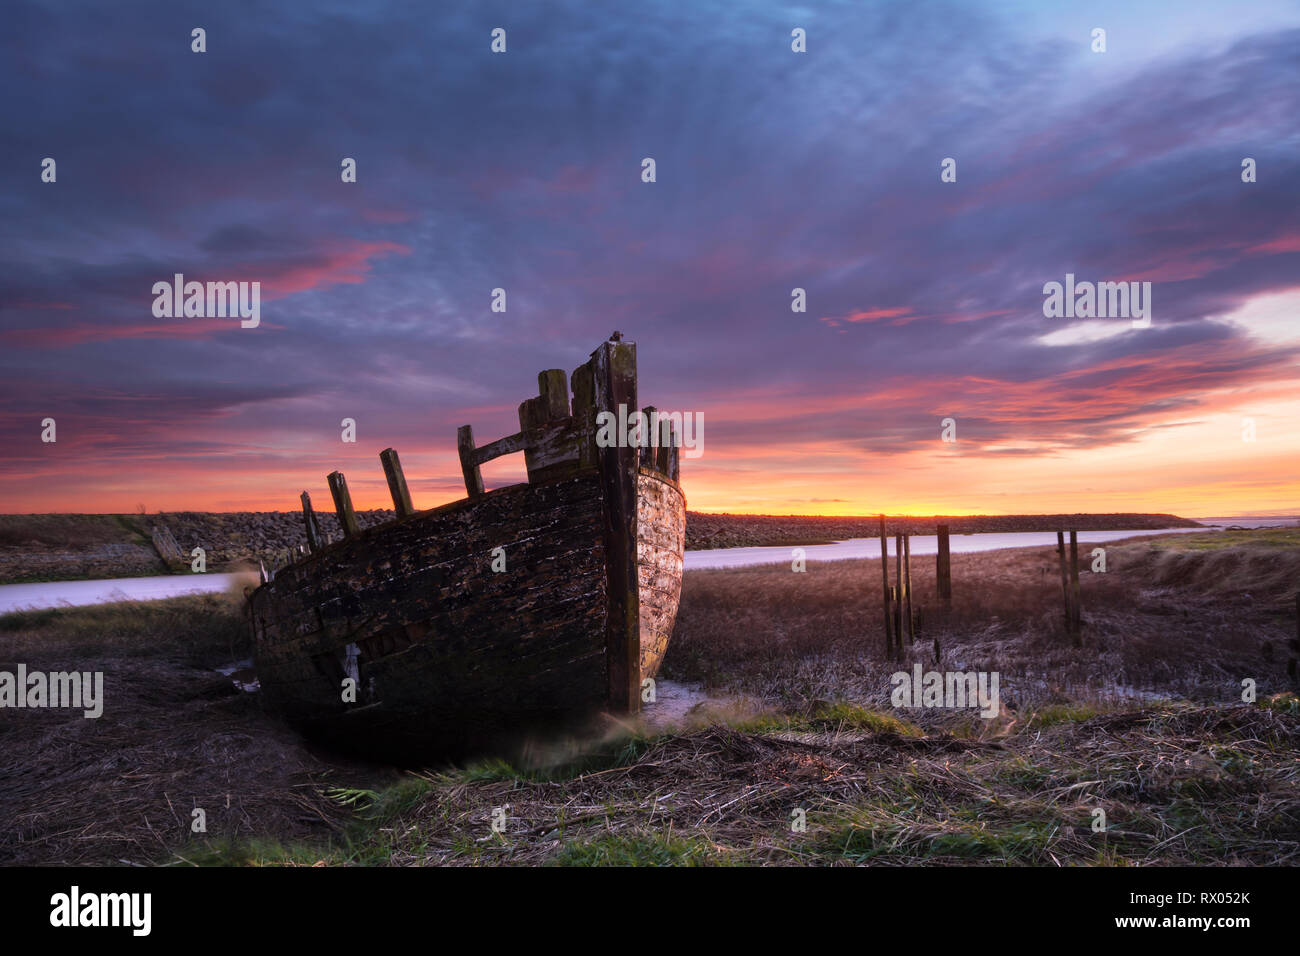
0,572,253,614
0,517,1291,613
686,527,1205,570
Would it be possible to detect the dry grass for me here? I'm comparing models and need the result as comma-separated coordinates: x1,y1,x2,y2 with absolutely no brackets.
0,595,386,866
664,534,1300,719
0,514,145,550
184,704,1299,866
1,530,1296,866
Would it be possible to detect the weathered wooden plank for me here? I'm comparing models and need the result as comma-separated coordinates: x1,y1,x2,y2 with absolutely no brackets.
666,421,680,481
522,420,585,482
457,425,485,499
570,362,598,470
515,372,586,486
300,491,323,553
637,472,685,678
327,471,360,538
639,406,657,469
150,524,188,572
538,369,569,421
593,337,640,715
379,447,414,517
474,431,526,464
250,472,613,758
518,395,548,433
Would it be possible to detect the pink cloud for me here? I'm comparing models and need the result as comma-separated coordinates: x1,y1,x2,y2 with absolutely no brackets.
255,240,410,298
1248,234,1300,255
820,307,913,327
2,240,408,348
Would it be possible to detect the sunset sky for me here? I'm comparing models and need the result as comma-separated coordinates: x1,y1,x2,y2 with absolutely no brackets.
2,0,1297,517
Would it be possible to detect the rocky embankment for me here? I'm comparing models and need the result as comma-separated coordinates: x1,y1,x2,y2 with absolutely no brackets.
0,510,1202,583
0,511,394,584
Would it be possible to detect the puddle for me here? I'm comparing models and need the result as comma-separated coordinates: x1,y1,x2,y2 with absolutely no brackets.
639,679,732,730
215,659,259,693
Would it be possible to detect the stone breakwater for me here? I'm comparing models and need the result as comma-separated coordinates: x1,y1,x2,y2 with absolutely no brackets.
0,511,395,584
151,509,397,568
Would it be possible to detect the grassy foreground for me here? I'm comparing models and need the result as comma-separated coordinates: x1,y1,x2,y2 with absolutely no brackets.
0,529,1296,866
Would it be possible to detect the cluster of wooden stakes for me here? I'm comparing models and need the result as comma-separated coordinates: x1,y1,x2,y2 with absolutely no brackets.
878,517,1086,663
257,447,416,582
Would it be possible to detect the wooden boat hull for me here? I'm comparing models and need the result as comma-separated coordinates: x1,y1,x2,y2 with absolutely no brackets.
249,338,685,761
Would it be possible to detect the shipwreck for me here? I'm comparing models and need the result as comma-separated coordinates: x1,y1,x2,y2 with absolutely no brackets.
248,335,686,760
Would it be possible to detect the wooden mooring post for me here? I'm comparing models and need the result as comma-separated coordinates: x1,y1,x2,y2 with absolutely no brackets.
936,523,951,602
1289,591,1298,683
1056,531,1071,631
1069,530,1082,644
903,533,914,644
894,534,904,656
879,515,894,659
1056,530,1082,643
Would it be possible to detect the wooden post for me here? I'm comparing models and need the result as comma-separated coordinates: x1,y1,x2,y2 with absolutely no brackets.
891,586,900,655
936,524,951,602
457,425,484,499
379,447,415,517
879,515,894,659
327,471,360,538
1069,530,1082,644
592,339,641,715
300,491,322,553
665,421,680,480
538,369,569,420
903,533,914,644
1056,531,1073,639
654,414,671,475
570,362,598,471
1291,591,1299,683
639,406,656,469
894,534,904,657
